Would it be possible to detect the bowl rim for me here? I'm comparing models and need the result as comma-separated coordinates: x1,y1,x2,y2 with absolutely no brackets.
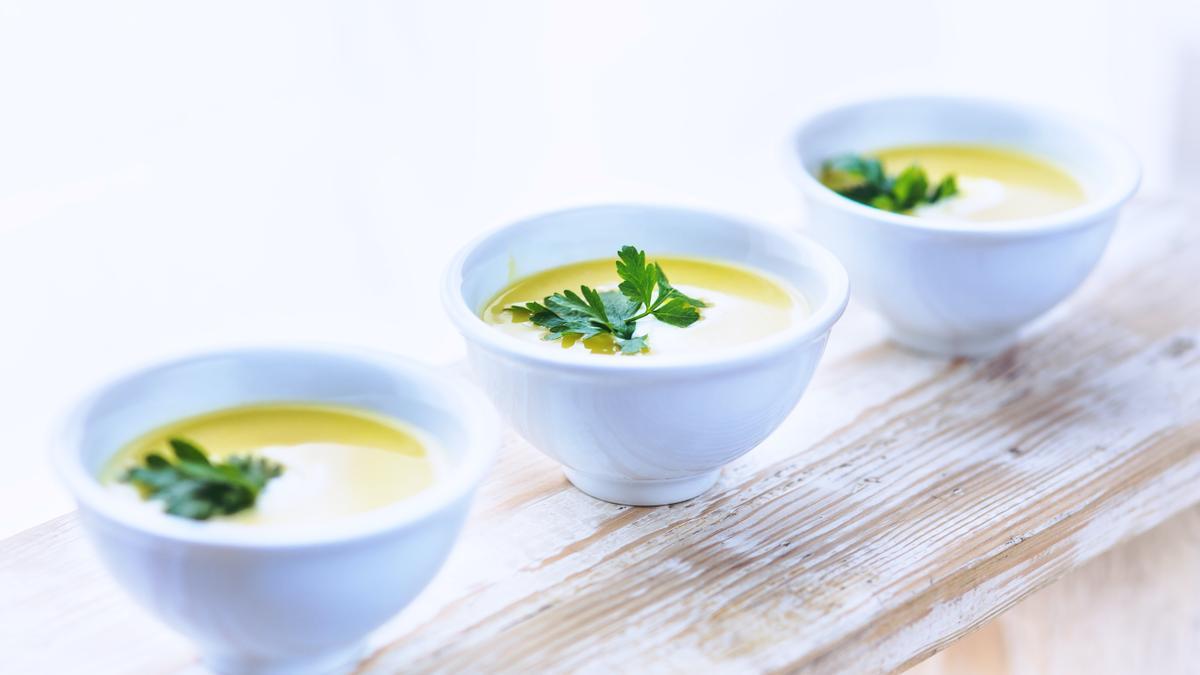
53,344,501,549
440,203,850,373
790,94,1142,239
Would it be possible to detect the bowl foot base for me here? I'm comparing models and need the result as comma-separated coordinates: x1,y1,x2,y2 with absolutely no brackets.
562,468,720,506
202,642,366,675
887,326,1019,359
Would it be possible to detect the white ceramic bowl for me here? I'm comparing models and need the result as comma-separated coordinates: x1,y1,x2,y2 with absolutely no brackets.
54,346,499,675
792,95,1140,357
442,204,849,506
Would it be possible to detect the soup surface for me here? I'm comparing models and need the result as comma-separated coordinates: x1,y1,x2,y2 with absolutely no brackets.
102,403,438,525
482,256,806,355
874,144,1086,221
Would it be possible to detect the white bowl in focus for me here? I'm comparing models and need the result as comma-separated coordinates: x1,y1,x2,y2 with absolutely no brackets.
53,346,500,675
791,95,1140,357
442,204,849,506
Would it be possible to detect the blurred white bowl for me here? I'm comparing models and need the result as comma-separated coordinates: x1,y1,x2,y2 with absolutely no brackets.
54,346,499,675
792,95,1140,357
442,204,848,506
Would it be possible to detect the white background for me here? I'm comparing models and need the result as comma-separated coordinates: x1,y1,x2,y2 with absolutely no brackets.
2,0,1198,538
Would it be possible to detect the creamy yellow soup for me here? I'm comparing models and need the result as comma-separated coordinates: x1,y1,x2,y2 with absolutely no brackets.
482,256,806,355
875,144,1086,221
101,403,438,525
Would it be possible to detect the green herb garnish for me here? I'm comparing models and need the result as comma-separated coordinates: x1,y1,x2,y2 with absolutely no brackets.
506,245,707,354
121,438,284,520
819,154,958,214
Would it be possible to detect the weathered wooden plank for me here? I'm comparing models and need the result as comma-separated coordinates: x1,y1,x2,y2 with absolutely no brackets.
1,199,1196,674
909,505,1200,675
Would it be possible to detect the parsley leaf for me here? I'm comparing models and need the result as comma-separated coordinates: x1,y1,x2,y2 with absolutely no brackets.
618,334,648,354
650,262,707,314
819,153,959,214
651,297,702,327
932,174,959,202
615,246,658,310
892,165,929,211
121,437,284,520
506,246,708,354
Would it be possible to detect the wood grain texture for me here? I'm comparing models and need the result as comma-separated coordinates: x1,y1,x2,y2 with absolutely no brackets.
907,505,1200,675
2,199,1198,674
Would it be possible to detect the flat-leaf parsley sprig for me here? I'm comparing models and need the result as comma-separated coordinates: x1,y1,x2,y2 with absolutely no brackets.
819,154,958,214
506,245,707,354
121,438,284,520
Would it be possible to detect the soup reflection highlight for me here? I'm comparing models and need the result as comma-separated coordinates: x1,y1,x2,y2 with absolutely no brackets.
875,144,1086,222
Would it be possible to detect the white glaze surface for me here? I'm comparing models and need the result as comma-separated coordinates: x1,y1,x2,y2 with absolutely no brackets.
443,204,849,505
792,96,1140,357
54,347,500,675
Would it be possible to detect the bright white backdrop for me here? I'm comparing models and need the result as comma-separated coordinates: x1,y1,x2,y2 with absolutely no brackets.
2,0,1197,537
